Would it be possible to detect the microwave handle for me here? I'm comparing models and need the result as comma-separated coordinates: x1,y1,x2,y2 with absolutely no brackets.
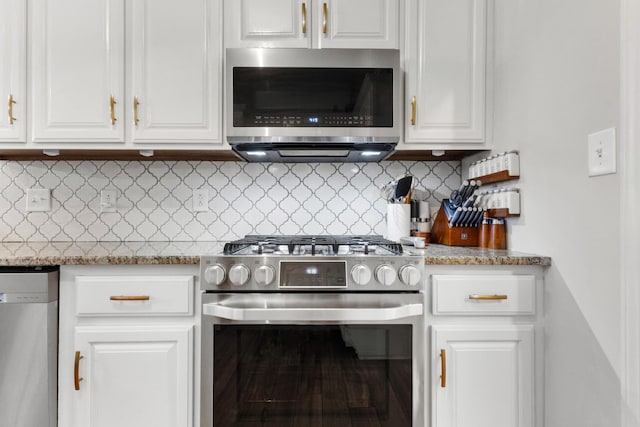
203,301,423,322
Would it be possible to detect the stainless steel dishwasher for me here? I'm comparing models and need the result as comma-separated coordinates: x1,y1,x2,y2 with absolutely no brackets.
0,266,59,427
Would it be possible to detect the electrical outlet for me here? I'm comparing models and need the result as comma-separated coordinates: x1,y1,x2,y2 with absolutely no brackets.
100,190,117,213
588,127,617,177
26,188,51,212
193,189,208,212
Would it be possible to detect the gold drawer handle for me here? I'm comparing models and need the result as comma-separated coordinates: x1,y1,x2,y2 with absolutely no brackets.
8,94,17,124
301,2,307,34
440,349,446,388
468,294,508,301
110,295,150,301
74,351,83,391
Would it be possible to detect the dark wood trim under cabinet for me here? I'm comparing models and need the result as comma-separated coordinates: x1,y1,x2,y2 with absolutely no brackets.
387,149,486,161
0,149,244,162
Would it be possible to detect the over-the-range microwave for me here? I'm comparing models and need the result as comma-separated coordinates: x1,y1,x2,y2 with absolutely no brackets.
225,48,400,162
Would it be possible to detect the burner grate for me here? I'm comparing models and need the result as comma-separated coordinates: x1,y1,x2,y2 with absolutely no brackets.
223,235,403,255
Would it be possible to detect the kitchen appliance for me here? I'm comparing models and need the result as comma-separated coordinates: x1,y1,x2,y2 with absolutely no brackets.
0,266,59,427
201,235,425,426
226,48,400,162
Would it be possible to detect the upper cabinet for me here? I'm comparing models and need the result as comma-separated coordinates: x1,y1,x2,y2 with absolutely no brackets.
30,0,125,144
127,0,222,145
224,0,399,49
0,0,27,143
401,0,490,148
30,0,222,148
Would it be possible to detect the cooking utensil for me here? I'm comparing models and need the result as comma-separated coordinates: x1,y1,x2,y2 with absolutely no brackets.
394,175,414,203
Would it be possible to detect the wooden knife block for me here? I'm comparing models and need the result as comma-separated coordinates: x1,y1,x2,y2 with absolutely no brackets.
430,204,479,247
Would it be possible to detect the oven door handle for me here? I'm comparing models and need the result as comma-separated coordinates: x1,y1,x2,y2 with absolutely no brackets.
203,296,423,322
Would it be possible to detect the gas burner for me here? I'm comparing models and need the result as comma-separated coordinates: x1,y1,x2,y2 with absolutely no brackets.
223,235,403,256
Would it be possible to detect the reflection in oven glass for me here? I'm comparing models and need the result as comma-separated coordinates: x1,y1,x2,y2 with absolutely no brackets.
213,325,412,426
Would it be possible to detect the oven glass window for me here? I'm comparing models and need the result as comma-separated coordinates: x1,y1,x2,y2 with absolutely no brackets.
213,325,412,426
232,67,394,128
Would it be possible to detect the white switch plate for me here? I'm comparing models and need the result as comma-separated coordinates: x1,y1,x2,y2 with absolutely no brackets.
193,189,208,212
588,127,617,177
26,188,51,211
100,190,117,213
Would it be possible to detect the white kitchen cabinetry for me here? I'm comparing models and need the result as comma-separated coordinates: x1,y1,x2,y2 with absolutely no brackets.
58,265,199,427
0,0,26,143
400,0,490,148
30,0,125,144
30,0,222,148
224,0,398,49
427,268,543,427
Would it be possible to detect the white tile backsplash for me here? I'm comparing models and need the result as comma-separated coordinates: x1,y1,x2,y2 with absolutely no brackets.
0,160,461,242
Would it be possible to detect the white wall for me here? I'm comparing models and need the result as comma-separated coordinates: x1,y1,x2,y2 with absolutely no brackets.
487,0,621,425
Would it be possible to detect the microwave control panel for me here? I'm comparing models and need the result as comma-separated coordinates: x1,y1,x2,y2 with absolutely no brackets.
250,114,373,127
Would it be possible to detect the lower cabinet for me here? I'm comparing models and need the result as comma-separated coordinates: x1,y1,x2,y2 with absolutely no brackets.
58,265,199,427
74,326,193,427
432,325,534,427
428,268,543,427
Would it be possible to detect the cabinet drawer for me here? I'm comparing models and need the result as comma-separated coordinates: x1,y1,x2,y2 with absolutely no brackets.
432,275,535,315
75,275,194,317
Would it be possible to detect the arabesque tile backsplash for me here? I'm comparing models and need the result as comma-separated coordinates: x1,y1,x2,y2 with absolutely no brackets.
0,160,461,242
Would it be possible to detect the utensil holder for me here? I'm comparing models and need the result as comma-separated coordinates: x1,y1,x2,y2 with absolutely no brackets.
386,203,410,242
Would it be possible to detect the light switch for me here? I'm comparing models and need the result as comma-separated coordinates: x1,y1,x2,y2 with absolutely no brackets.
26,188,51,212
588,127,616,177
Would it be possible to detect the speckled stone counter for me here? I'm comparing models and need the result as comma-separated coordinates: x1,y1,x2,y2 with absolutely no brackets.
0,241,550,266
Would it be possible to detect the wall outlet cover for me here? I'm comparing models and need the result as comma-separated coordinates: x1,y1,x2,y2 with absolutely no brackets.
193,189,208,212
26,188,51,212
588,127,617,177
100,190,117,213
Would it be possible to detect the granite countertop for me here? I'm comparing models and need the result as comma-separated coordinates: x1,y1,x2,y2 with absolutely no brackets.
0,241,551,266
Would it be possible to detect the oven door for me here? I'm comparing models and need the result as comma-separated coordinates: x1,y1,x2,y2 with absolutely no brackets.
201,293,425,427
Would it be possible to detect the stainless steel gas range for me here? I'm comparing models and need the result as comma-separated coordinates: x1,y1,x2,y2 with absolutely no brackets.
200,235,426,427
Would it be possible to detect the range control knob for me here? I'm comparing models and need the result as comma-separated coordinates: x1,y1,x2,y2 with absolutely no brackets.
203,264,226,286
350,264,372,286
375,265,397,286
254,265,276,286
399,264,422,287
228,264,251,287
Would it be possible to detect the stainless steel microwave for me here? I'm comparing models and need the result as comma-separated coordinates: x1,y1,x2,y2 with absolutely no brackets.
225,48,400,162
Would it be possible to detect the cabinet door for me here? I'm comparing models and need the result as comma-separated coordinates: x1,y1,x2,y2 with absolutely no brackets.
0,0,26,143
74,325,193,427
128,0,222,144
224,0,310,48
432,325,534,427
316,0,398,49
404,0,488,145
30,0,125,143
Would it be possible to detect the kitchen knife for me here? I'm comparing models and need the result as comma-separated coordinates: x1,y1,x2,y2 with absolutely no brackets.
457,208,471,227
449,207,463,227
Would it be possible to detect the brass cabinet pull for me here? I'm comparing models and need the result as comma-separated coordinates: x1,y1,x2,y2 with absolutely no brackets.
74,351,84,391
133,96,140,125
468,294,508,301
301,2,307,34
8,94,16,124
322,2,328,34
109,95,117,125
110,295,150,301
440,349,446,388
410,96,416,125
